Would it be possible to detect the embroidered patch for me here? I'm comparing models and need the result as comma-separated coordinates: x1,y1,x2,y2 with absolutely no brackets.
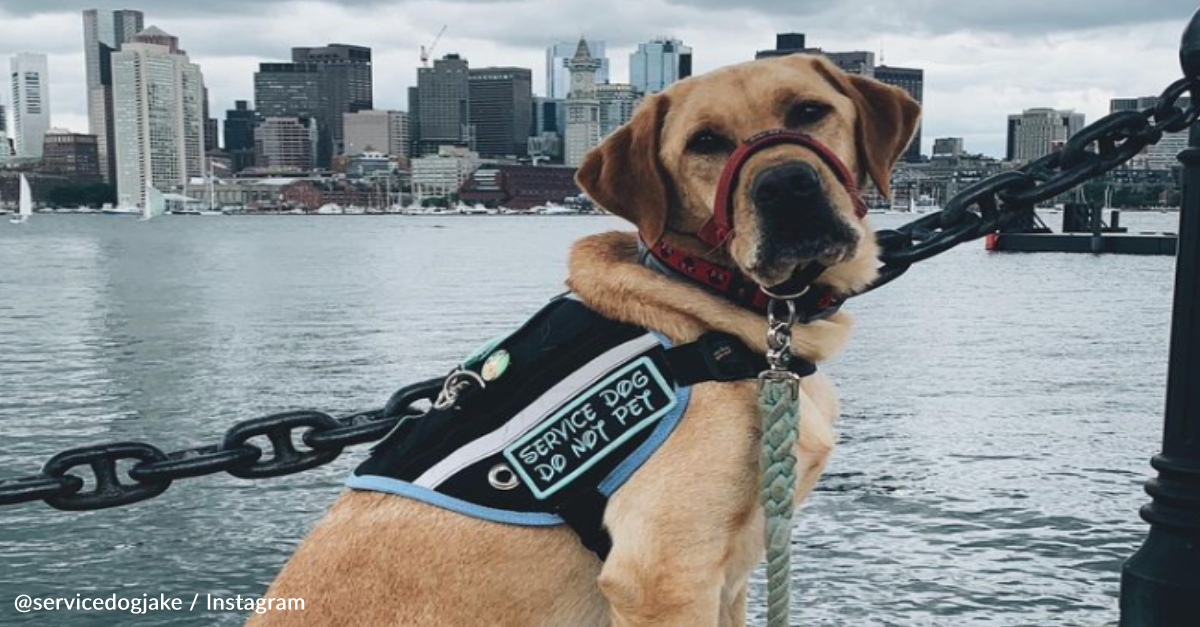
503,356,677,500
482,350,511,381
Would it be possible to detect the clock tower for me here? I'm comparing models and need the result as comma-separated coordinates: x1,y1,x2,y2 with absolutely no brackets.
564,38,602,167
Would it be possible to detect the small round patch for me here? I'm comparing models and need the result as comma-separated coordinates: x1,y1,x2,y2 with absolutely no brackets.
481,349,511,381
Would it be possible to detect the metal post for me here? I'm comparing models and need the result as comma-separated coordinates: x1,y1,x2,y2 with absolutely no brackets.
1119,9,1200,626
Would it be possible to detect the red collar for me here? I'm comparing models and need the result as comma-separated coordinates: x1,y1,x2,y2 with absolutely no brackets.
695,129,869,250
644,239,846,322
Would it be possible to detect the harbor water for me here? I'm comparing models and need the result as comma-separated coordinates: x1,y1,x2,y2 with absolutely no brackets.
0,213,1179,626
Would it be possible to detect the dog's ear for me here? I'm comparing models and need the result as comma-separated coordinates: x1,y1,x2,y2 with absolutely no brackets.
849,75,921,198
577,93,672,244
842,74,921,198
811,57,920,198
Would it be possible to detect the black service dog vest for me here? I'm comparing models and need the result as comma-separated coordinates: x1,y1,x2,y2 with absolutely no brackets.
347,294,815,558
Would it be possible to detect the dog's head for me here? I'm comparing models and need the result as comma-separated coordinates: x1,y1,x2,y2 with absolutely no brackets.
577,54,920,291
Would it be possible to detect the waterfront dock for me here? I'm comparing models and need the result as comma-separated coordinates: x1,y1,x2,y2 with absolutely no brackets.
985,204,1177,255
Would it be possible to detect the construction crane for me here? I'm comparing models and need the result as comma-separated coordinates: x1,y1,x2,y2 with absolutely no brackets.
420,25,448,67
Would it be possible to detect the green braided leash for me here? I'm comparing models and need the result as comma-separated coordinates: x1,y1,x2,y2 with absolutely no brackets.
759,373,800,627
759,298,803,627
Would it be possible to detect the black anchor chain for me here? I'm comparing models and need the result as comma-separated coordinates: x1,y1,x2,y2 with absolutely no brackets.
0,379,442,510
861,74,1199,293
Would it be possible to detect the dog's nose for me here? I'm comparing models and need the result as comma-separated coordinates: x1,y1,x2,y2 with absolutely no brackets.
751,163,823,211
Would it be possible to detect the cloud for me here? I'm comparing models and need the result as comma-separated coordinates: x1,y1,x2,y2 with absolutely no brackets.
3,0,1191,35
0,0,385,17
0,0,1196,159
663,0,1193,35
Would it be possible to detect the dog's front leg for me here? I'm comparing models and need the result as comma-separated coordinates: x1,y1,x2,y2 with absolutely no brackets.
718,583,749,627
599,542,725,627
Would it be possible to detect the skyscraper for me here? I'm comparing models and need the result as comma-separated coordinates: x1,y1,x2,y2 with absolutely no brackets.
255,117,319,170
292,44,373,158
112,27,206,207
1006,108,1085,162
42,130,102,182
532,97,566,136
933,137,965,157
630,37,692,95
596,83,643,137
415,54,470,156
1112,96,1191,170
529,97,565,162
83,8,144,183
873,65,924,162
546,41,609,100
468,67,532,157
10,53,51,159
564,39,602,168
202,88,218,152
755,33,807,59
224,100,256,151
0,104,11,160
343,110,409,157
254,62,325,166
224,100,257,173
823,51,877,76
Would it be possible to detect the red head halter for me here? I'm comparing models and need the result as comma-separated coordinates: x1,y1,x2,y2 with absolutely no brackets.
694,129,869,250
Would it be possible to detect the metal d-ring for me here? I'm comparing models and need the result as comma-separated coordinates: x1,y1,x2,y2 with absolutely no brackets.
487,464,520,490
760,284,810,301
433,369,486,411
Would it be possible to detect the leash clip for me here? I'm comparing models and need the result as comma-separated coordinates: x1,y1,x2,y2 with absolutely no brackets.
760,297,801,397
763,298,797,372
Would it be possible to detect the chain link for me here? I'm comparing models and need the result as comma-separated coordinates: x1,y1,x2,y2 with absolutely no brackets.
859,75,1199,296
0,378,442,510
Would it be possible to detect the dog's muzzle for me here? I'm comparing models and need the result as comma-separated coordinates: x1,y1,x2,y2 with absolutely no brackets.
696,129,868,248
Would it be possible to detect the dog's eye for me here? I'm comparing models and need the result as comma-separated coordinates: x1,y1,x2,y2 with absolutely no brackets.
685,130,734,155
787,102,833,127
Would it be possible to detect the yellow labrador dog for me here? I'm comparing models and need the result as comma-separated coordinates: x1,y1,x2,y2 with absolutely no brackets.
248,53,918,627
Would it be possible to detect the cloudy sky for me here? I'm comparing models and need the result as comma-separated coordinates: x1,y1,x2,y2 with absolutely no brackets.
0,0,1194,157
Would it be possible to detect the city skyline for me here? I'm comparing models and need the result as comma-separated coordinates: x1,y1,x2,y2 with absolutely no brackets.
0,0,1191,158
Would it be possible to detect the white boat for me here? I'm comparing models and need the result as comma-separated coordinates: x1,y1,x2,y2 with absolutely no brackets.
138,183,167,221
540,202,579,215
10,174,33,224
316,203,343,215
458,203,490,215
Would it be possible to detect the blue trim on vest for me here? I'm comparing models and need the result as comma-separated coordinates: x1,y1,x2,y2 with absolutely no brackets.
345,474,566,526
345,331,693,527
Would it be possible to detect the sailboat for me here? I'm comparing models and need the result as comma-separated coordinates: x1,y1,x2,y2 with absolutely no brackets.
139,183,167,221
9,174,32,224
174,158,224,215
